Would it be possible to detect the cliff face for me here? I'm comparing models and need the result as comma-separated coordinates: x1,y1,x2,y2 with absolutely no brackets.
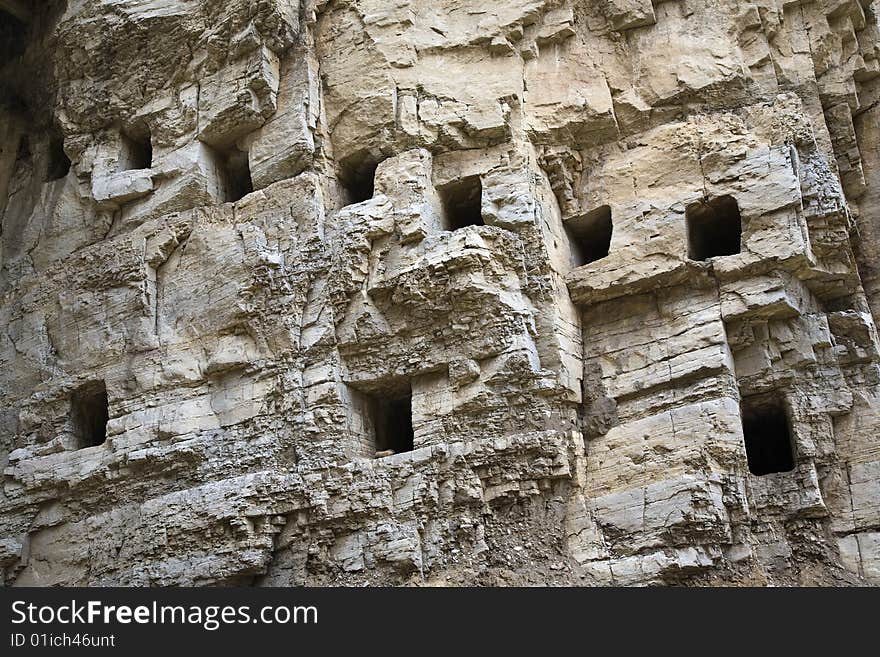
1,0,878,586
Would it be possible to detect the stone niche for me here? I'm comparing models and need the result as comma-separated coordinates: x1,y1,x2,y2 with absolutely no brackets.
686,195,742,261
69,381,109,450
740,394,795,477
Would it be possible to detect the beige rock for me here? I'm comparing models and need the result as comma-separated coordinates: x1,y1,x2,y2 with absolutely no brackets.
0,0,878,587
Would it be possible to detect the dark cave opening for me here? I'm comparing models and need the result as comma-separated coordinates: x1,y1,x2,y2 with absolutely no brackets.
71,381,109,449
686,195,742,261
741,395,795,476
566,205,613,266
367,386,414,456
439,175,484,230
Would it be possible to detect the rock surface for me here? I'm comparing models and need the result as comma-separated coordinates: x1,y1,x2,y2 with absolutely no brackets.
1,0,879,586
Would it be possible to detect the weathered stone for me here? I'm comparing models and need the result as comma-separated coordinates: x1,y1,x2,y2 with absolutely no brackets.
1,0,879,587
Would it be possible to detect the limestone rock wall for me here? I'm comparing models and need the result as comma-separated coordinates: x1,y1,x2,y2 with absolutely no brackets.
1,0,879,586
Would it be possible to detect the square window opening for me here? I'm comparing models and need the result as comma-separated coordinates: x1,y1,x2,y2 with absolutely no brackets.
222,148,253,202
119,128,152,171
366,386,414,456
741,394,795,476
565,205,612,266
686,195,742,261
71,381,109,449
207,143,253,203
439,176,483,231
340,156,379,206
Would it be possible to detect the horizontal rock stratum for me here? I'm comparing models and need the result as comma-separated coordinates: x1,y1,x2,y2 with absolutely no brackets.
1,0,879,586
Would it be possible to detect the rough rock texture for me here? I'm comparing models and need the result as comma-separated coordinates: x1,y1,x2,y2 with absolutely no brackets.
1,0,879,586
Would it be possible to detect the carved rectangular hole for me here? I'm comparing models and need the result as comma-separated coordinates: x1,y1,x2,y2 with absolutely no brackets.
686,195,741,261
439,176,483,230
119,128,152,171
340,157,379,206
366,386,414,457
221,148,253,202
741,394,794,476
206,144,253,203
71,381,109,449
566,205,612,266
